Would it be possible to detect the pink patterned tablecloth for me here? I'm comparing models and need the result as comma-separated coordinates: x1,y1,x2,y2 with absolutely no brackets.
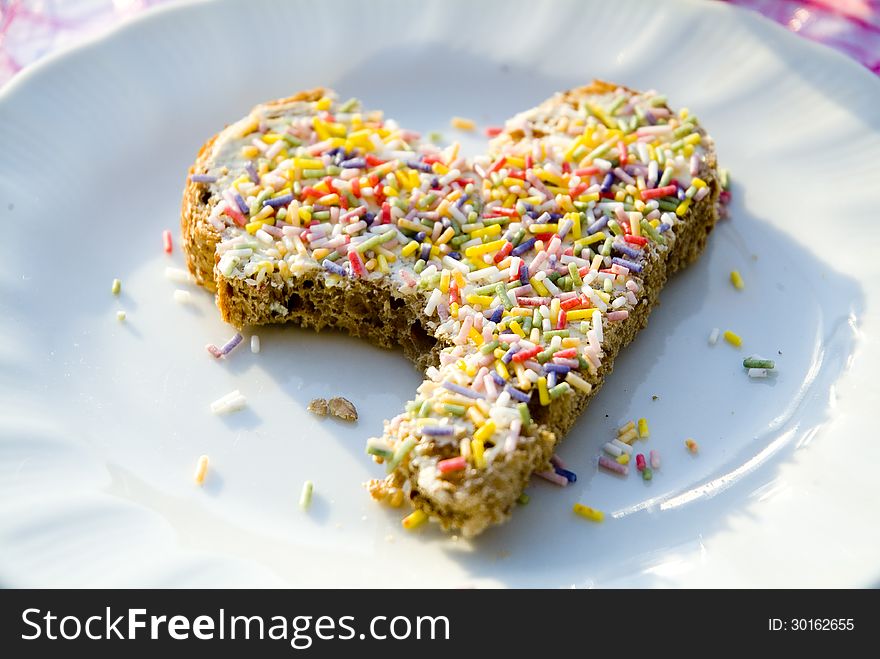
1,0,879,87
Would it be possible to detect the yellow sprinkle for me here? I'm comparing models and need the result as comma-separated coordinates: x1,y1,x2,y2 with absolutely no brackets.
590,254,604,271
465,238,506,258
311,248,331,261
537,377,550,406
473,420,496,444
573,503,604,522
675,199,691,217
566,309,592,322
293,157,324,170
618,428,639,445
565,371,593,394
466,294,494,307
436,227,456,245
685,438,699,454
509,320,526,338
111,278,121,295
401,240,419,258
402,509,428,530
723,330,743,348
451,116,476,131
471,438,486,468
194,455,209,486
116,310,126,322
616,453,630,465
730,270,745,290
468,327,484,345
692,177,707,189
495,360,510,380
528,223,559,234
439,269,450,293
638,418,649,439
470,224,502,240
530,277,550,297
619,420,635,435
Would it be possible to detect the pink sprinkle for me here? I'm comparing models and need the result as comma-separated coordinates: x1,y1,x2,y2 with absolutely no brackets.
606,310,629,321
206,344,222,358
163,230,173,254
550,454,567,469
650,450,660,470
437,456,467,474
536,470,569,487
598,455,629,476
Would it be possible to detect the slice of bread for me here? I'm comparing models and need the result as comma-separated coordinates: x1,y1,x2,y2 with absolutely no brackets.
182,81,719,536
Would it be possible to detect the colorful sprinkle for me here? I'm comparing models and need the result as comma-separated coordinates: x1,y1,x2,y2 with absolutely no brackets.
723,330,742,348
111,278,121,295
194,455,209,485
685,438,699,454
730,270,744,290
299,480,314,510
573,503,604,522
450,116,476,131
743,357,775,369
637,417,649,438
402,509,428,530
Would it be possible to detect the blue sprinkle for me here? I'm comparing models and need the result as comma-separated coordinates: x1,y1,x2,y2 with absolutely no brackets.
586,216,609,235
407,160,433,173
190,174,217,183
489,306,504,323
455,195,468,209
447,251,462,260
511,237,536,257
415,231,427,242
612,241,641,259
234,193,249,214
442,381,483,399
363,211,376,226
519,263,529,285
658,222,671,233
263,193,294,208
549,212,563,220
544,364,570,376
419,244,432,262
505,385,531,403
322,259,346,276
502,346,518,364
245,163,259,184
554,467,577,483
421,426,454,437
611,257,643,273
340,158,367,169
600,172,615,193
490,372,505,386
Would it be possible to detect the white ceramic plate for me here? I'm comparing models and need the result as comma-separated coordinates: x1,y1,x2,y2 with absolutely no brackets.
1,0,879,588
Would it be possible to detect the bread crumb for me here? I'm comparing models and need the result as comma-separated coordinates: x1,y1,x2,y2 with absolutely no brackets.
328,396,358,421
308,398,329,416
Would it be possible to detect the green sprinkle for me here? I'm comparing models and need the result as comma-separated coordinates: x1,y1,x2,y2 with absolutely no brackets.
386,437,418,474
418,399,432,418
642,467,653,482
252,190,271,214
496,283,513,310
413,259,426,274
302,168,326,179
428,131,444,143
719,169,731,191
111,278,121,295
480,340,499,355
116,310,126,322
568,262,583,287
601,236,613,256
312,211,331,221
518,402,531,426
356,230,396,254
299,480,314,510
543,330,570,339
549,382,571,399
443,403,467,416
743,357,775,370
640,219,666,245
607,219,623,237
282,134,302,147
517,493,530,505
338,98,359,113
658,166,674,187
537,349,554,364
366,438,394,460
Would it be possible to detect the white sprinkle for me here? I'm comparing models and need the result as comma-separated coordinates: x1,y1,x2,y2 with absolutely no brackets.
611,438,634,455
116,310,126,322
748,368,769,378
165,266,193,284
424,288,443,316
602,442,623,457
173,289,192,304
250,335,260,353
708,327,720,345
210,389,248,415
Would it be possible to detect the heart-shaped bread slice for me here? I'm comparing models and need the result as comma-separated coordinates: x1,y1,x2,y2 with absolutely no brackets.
182,81,720,537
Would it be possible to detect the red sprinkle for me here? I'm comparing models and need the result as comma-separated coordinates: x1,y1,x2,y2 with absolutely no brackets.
485,126,503,138
640,184,677,200
487,156,507,173
512,346,541,363
163,230,173,254
223,205,247,227
560,297,583,311
364,154,386,167
574,166,599,177
636,454,646,472
618,140,628,166
437,456,467,474
556,310,567,330
552,348,577,359
381,202,391,223
493,241,513,263
348,250,365,277
624,235,648,246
